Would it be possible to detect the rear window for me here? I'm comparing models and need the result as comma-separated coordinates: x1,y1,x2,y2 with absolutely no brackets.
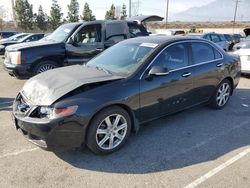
210,34,221,43
191,42,222,64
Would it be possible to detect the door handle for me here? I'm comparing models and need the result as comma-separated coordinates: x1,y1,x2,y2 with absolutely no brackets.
182,72,191,77
216,63,223,67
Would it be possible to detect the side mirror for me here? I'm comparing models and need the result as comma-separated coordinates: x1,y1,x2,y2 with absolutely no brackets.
149,66,169,76
104,39,115,48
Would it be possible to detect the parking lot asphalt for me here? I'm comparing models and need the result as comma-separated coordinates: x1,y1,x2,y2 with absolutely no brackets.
0,58,250,188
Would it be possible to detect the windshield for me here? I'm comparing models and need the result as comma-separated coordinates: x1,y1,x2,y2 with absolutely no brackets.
87,43,157,76
42,24,78,42
12,34,29,41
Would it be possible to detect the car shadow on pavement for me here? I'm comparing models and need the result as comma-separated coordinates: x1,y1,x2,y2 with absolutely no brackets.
55,88,250,174
0,97,14,111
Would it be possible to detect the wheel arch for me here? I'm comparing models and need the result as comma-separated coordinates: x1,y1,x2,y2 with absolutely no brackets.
224,76,234,95
85,103,140,141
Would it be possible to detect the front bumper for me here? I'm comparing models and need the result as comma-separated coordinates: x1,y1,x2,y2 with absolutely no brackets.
4,60,32,79
12,94,85,150
13,115,85,150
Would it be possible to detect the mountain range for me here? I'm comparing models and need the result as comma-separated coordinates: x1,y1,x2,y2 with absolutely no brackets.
172,0,250,22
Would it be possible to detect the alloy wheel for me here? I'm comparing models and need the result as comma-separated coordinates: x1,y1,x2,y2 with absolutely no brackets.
37,64,56,74
96,114,128,150
216,82,230,107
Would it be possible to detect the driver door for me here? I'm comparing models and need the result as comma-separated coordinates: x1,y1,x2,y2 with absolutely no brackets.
139,42,195,122
65,24,104,65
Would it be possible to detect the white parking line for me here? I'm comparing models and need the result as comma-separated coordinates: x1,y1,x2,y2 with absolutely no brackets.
184,147,250,188
0,148,39,159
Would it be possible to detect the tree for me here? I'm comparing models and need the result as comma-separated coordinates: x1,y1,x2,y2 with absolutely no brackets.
49,0,63,29
81,2,96,21
35,5,47,31
121,4,127,20
0,6,7,30
14,0,34,31
105,4,116,20
67,0,79,22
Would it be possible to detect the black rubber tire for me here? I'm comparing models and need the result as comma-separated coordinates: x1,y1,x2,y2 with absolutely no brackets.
86,106,131,155
33,60,59,75
209,79,232,109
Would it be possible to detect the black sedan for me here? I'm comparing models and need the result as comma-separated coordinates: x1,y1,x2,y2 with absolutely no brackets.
12,36,241,154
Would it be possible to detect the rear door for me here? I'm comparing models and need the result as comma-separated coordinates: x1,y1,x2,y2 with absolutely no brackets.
139,42,195,122
190,41,224,103
65,23,104,65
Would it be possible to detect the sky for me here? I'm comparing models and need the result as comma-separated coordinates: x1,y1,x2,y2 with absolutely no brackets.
0,0,216,21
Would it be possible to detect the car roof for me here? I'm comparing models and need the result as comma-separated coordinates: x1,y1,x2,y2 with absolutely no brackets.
121,35,209,45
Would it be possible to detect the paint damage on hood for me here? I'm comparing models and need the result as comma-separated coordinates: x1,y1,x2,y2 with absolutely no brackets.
21,65,123,106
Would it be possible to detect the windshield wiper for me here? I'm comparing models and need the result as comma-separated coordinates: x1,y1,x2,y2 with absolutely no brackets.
94,66,113,75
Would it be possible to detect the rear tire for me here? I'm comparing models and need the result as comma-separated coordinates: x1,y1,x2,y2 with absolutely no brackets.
209,79,232,109
86,106,131,155
33,60,59,75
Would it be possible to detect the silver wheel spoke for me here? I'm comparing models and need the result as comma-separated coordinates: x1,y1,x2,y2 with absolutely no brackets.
115,133,124,140
116,123,127,132
113,115,121,127
105,117,112,128
109,135,114,149
97,128,108,135
98,135,109,147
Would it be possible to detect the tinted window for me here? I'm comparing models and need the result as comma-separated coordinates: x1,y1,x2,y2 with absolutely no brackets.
191,43,215,64
75,24,101,44
203,34,211,40
214,48,222,59
128,25,143,38
153,43,188,70
219,34,226,41
210,34,221,43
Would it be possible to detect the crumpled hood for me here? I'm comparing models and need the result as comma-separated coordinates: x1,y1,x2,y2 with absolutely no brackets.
6,40,58,51
21,65,123,106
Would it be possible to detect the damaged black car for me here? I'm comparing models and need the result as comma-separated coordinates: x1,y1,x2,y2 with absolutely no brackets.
12,36,241,154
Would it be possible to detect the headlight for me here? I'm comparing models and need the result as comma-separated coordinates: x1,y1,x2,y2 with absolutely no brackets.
39,105,78,119
9,51,21,64
0,45,4,49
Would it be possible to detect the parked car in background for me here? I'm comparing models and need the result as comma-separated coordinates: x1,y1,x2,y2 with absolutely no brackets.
186,33,230,51
12,36,241,154
234,43,250,75
4,15,163,79
0,33,28,43
232,34,244,44
233,36,250,50
0,33,44,55
223,34,234,51
0,31,18,39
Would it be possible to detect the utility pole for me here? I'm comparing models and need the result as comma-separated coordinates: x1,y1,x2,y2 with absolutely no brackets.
11,0,17,28
233,0,239,34
129,0,132,18
166,0,169,27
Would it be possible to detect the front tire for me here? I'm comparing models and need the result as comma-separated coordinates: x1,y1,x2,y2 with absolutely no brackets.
209,79,232,109
86,106,131,155
33,60,59,75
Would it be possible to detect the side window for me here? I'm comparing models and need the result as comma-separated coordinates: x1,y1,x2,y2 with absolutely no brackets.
214,48,222,59
106,35,126,43
153,43,188,70
210,34,221,43
203,34,210,40
128,24,143,38
191,42,216,64
75,24,101,44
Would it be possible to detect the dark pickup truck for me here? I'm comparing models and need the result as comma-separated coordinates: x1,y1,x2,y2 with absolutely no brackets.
4,15,163,79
